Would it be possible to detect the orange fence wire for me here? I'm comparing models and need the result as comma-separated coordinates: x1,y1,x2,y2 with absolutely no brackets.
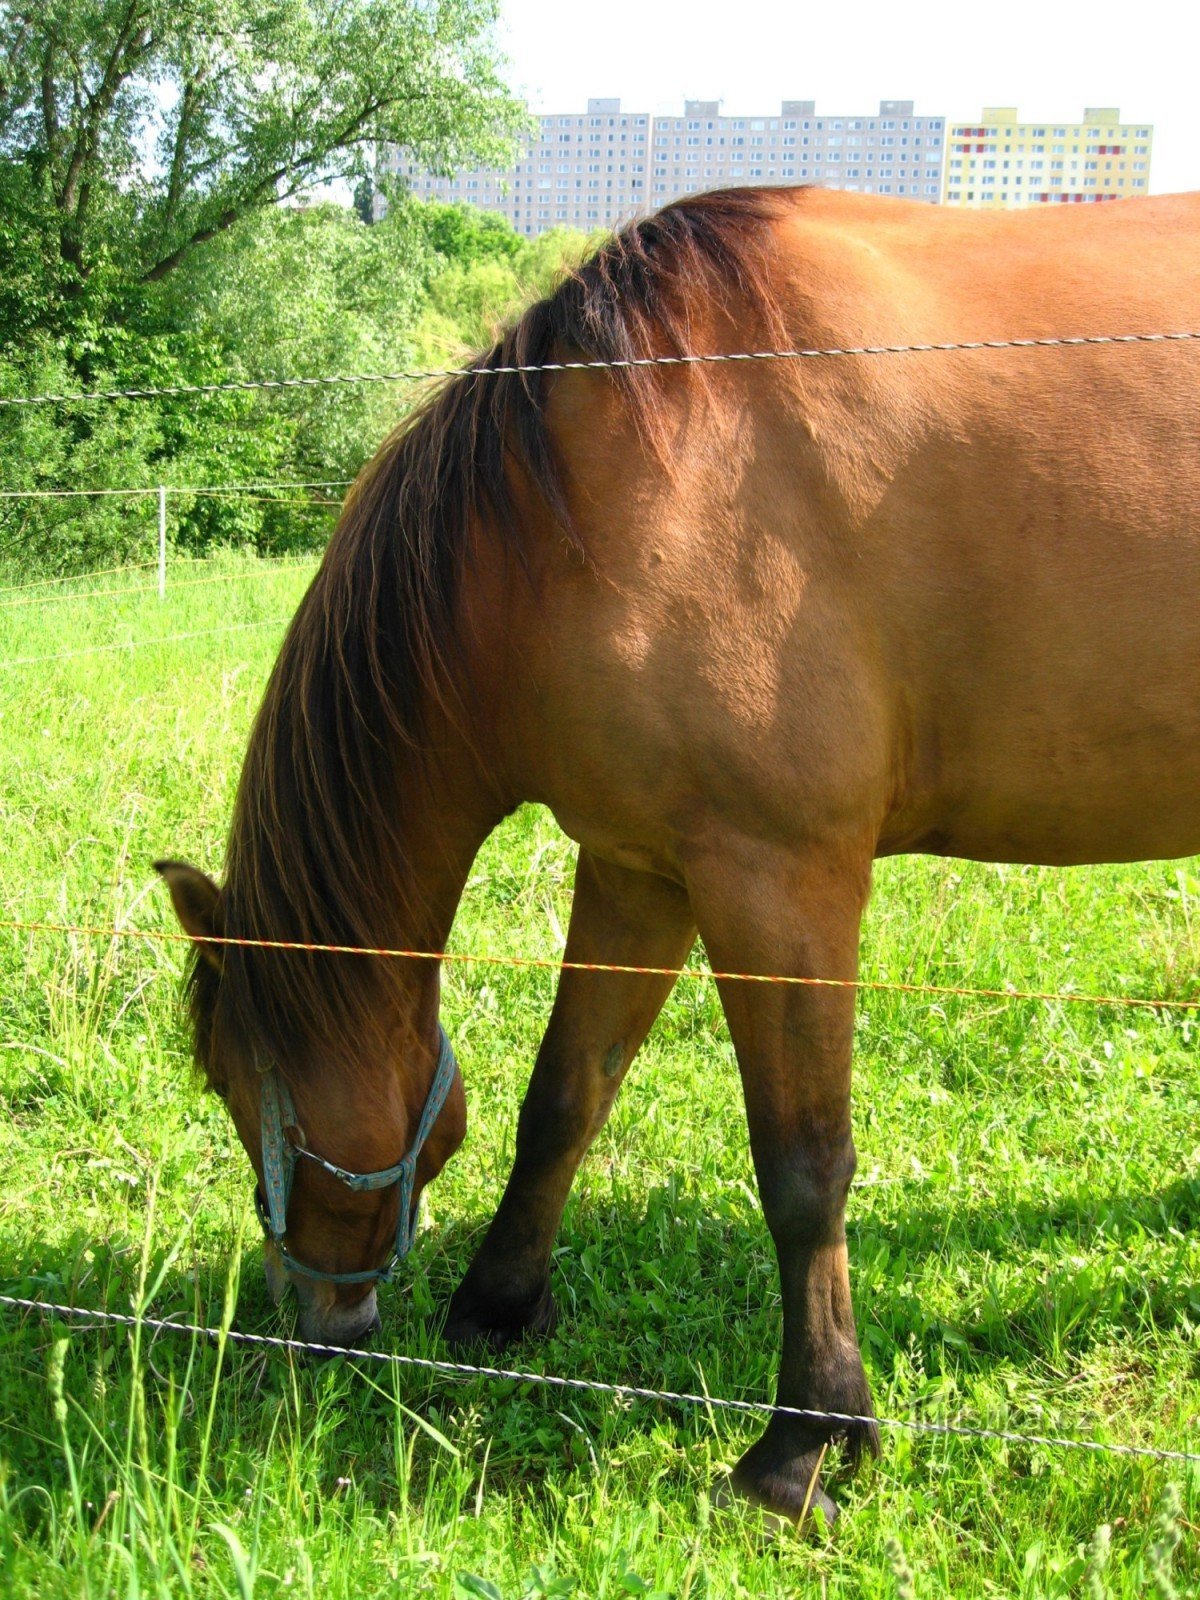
2,914,1195,1012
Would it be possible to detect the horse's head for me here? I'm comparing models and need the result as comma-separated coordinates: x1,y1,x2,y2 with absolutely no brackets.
155,859,467,1347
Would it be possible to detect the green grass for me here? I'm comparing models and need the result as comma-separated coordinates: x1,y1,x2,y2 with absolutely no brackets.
1,551,1198,1597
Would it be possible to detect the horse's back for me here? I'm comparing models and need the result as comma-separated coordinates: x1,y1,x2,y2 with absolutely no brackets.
525,191,1200,874
770,188,1200,326
779,193,1200,864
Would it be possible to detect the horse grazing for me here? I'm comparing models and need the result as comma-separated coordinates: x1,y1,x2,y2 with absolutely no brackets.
159,186,1200,1526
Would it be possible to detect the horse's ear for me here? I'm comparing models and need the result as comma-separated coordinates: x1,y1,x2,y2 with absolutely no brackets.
154,860,224,972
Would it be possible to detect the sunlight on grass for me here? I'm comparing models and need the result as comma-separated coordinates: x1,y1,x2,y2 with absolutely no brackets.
1,554,1198,1596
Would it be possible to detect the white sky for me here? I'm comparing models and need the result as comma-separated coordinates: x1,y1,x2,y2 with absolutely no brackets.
496,0,1197,195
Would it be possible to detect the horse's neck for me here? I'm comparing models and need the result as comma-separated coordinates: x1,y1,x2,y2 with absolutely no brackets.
397,779,498,949
232,700,499,964
381,700,516,950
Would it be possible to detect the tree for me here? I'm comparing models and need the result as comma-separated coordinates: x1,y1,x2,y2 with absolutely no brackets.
0,199,595,575
352,175,378,227
0,0,525,331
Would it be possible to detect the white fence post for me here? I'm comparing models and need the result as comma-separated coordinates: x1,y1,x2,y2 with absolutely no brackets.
157,486,167,599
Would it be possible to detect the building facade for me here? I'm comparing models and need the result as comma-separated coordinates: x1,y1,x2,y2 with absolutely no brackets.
389,100,1154,233
387,98,650,235
649,100,944,211
942,107,1153,207
387,98,946,236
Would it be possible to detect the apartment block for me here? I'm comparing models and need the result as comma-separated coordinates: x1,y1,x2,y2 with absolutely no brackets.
649,100,945,209
387,98,945,236
942,107,1153,207
387,98,650,235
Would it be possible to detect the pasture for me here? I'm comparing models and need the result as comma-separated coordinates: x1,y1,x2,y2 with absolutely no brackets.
0,550,1198,1597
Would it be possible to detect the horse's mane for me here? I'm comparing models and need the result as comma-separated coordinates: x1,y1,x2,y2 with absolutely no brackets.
190,187,795,1082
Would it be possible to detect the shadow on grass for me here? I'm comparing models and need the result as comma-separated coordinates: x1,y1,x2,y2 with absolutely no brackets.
5,1167,1200,1348
1,1170,1197,1517
856,1171,1200,1358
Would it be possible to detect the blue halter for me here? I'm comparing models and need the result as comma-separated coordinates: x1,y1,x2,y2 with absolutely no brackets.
254,1025,458,1285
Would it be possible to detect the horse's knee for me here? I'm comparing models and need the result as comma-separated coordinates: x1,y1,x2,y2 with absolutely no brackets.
754,1129,857,1245
514,1047,616,1166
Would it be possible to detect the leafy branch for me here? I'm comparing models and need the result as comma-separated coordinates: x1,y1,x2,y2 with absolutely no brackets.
0,0,524,310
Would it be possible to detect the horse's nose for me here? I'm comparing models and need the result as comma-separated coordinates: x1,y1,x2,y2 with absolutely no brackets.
296,1288,381,1352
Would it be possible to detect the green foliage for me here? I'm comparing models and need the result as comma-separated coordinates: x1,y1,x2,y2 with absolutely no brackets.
409,223,597,359
420,202,527,268
0,0,547,577
0,0,524,331
0,201,593,575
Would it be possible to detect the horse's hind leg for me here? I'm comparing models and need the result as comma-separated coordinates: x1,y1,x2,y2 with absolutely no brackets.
444,847,695,1350
687,832,879,1528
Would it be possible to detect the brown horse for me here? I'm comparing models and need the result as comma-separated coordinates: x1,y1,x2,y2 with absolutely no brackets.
158,186,1200,1526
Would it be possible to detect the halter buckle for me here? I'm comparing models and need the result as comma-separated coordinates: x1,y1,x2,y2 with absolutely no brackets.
253,1025,458,1285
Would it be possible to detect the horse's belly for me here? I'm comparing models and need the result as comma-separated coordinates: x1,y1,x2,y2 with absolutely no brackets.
897,794,1200,868
861,415,1200,867
889,651,1200,867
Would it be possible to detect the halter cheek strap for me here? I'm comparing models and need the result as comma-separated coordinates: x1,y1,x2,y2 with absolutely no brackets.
255,1025,458,1285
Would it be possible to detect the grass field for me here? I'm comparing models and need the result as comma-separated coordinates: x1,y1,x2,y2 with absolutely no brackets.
0,550,1198,1598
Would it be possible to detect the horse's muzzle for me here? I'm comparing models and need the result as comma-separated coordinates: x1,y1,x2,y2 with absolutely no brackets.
295,1285,381,1353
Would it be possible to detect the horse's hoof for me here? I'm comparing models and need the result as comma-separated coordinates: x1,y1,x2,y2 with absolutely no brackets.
709,1441,840,1539
442,1280,558,1353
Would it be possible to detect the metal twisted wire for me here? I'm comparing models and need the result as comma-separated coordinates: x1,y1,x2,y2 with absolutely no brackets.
0,617,292,670
0,330,1197,409
2,1293,1196,1464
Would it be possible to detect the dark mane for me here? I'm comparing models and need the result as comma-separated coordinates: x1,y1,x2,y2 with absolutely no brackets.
191,188,795,1080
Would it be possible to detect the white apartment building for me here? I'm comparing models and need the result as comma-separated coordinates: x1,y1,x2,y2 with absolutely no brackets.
387,98,650,235
649,100,944,209
387,98,946,236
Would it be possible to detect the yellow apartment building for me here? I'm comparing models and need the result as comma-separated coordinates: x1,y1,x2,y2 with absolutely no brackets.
943,107,1152,207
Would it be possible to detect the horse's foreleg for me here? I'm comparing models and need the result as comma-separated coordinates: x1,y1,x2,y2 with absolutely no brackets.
689,835,878,1529
444,847,695,1350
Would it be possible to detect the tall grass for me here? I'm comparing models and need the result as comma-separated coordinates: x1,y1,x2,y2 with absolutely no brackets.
0,554,1197,1596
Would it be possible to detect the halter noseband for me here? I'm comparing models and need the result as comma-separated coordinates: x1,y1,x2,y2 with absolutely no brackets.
254,1026,458,1285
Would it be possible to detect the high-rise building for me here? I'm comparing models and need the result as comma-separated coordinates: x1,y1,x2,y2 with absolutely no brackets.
386,98,651,235
942,107,1153,207
649,100,945,210
386,99,946,236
